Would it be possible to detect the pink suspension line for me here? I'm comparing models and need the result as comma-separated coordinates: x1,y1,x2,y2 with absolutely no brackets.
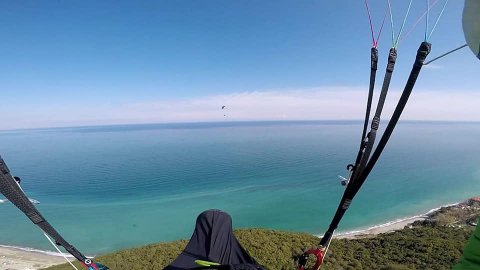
364,0,388,48
364,0,376,48
375,7,388,48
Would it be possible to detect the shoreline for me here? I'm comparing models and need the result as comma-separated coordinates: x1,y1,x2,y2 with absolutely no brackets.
0,245,73,270
335,215,427,239
335,202,462,239
0,201,467,269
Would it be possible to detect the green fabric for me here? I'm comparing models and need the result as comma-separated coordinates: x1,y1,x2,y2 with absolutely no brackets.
453,220,480,270
195,260,220,267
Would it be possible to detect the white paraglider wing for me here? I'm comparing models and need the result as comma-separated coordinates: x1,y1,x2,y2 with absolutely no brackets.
463,0,480,59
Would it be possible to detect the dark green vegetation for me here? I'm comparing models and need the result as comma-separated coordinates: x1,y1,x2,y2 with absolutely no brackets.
44,200,479,270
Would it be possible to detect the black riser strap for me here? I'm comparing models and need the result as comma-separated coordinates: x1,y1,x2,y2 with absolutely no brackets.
355,42,432,194
319,42,431,247
352,48,397,185
0,156,88,263
353,48,379,169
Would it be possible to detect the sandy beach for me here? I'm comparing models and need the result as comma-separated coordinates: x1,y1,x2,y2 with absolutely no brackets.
0,246,72,270
336,215,427,239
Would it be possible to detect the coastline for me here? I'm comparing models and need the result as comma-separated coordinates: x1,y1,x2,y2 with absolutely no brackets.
335,215,427,239
335,202,462,239
0,245,73,270
0,201,467,270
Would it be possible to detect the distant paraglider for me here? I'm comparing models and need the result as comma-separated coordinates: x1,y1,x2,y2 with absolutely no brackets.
222,105,227,117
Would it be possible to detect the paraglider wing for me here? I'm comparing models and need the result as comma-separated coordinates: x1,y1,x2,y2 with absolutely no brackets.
463,0,480,59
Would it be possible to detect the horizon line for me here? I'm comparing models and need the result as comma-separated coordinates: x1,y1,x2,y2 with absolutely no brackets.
2,119,480,132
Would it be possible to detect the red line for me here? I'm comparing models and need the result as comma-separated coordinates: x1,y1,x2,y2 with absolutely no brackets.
364,0,376,48
375,6,389,48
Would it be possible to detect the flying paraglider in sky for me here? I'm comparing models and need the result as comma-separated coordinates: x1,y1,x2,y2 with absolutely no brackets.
222,105,227,117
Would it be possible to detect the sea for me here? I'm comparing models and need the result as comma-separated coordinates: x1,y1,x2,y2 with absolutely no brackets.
0,121,479,256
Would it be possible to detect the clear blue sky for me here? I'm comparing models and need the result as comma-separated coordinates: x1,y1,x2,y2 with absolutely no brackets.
1,1,478,129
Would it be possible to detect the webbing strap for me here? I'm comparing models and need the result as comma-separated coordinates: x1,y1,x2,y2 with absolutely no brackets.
320,48,397,246
353,48,378,170
352,48,397,186
0,156,91,265
357,42,431,191
319,42,430,248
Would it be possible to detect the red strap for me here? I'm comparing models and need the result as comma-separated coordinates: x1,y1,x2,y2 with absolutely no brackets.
298,248,325,270
81,261,101,270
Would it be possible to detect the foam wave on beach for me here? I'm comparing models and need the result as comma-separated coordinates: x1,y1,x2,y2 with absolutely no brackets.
334,216,426,238
0,244,74,258
424,202,461,215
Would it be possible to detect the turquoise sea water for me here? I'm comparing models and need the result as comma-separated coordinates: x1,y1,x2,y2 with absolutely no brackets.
0,121,479,255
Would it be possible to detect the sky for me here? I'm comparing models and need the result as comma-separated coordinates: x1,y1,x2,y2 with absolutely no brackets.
0,0,478,130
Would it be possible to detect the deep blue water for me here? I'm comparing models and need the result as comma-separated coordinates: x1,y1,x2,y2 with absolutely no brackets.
0,121,479,255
